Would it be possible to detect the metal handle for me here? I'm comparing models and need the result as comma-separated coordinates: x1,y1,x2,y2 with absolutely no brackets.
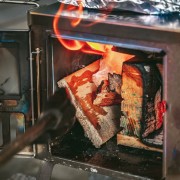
31,48,41,118
35,48,41,117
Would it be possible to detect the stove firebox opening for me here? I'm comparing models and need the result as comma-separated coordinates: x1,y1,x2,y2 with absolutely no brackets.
45,32,166,179
49,36,165,152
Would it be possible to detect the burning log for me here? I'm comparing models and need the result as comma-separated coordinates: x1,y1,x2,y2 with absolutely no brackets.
93,75,122,106
58,53,164,150
53,1,165,150
117,134,162,152
118,60,164,149
58,60,121,148
92,47,133,107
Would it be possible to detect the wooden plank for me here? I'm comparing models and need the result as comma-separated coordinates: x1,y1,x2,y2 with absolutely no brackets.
117,133,162,152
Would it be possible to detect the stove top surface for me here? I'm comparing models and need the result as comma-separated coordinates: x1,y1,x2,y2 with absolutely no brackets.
0,0,56,30
29,2,180,33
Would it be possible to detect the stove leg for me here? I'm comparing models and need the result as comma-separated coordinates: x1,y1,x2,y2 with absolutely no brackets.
37,161,54,180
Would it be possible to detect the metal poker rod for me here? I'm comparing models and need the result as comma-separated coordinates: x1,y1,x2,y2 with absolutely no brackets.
0,88,76,167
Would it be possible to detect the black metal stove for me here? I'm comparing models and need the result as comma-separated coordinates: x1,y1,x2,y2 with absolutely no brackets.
0,2,34,156
27,2,180,180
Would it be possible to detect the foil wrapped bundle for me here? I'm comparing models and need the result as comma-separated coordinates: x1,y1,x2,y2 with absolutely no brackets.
58,0,180,14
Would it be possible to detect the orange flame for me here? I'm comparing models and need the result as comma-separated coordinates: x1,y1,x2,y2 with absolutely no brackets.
70,3,83,27
53,3,84,51
53,2,134,75
53,2,107,55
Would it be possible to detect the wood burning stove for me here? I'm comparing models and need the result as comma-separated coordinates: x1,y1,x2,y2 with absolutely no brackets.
0,31,33,154
27,2,180,179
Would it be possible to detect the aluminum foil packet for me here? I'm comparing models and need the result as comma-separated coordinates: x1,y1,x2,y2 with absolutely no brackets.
58,0,180,14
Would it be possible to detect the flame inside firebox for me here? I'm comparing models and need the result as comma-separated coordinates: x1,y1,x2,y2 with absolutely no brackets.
53,2,134,77
53,3,102,54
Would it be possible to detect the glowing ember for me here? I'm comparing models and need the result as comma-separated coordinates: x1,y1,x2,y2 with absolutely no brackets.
92,47,134,87
86,42,106,53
